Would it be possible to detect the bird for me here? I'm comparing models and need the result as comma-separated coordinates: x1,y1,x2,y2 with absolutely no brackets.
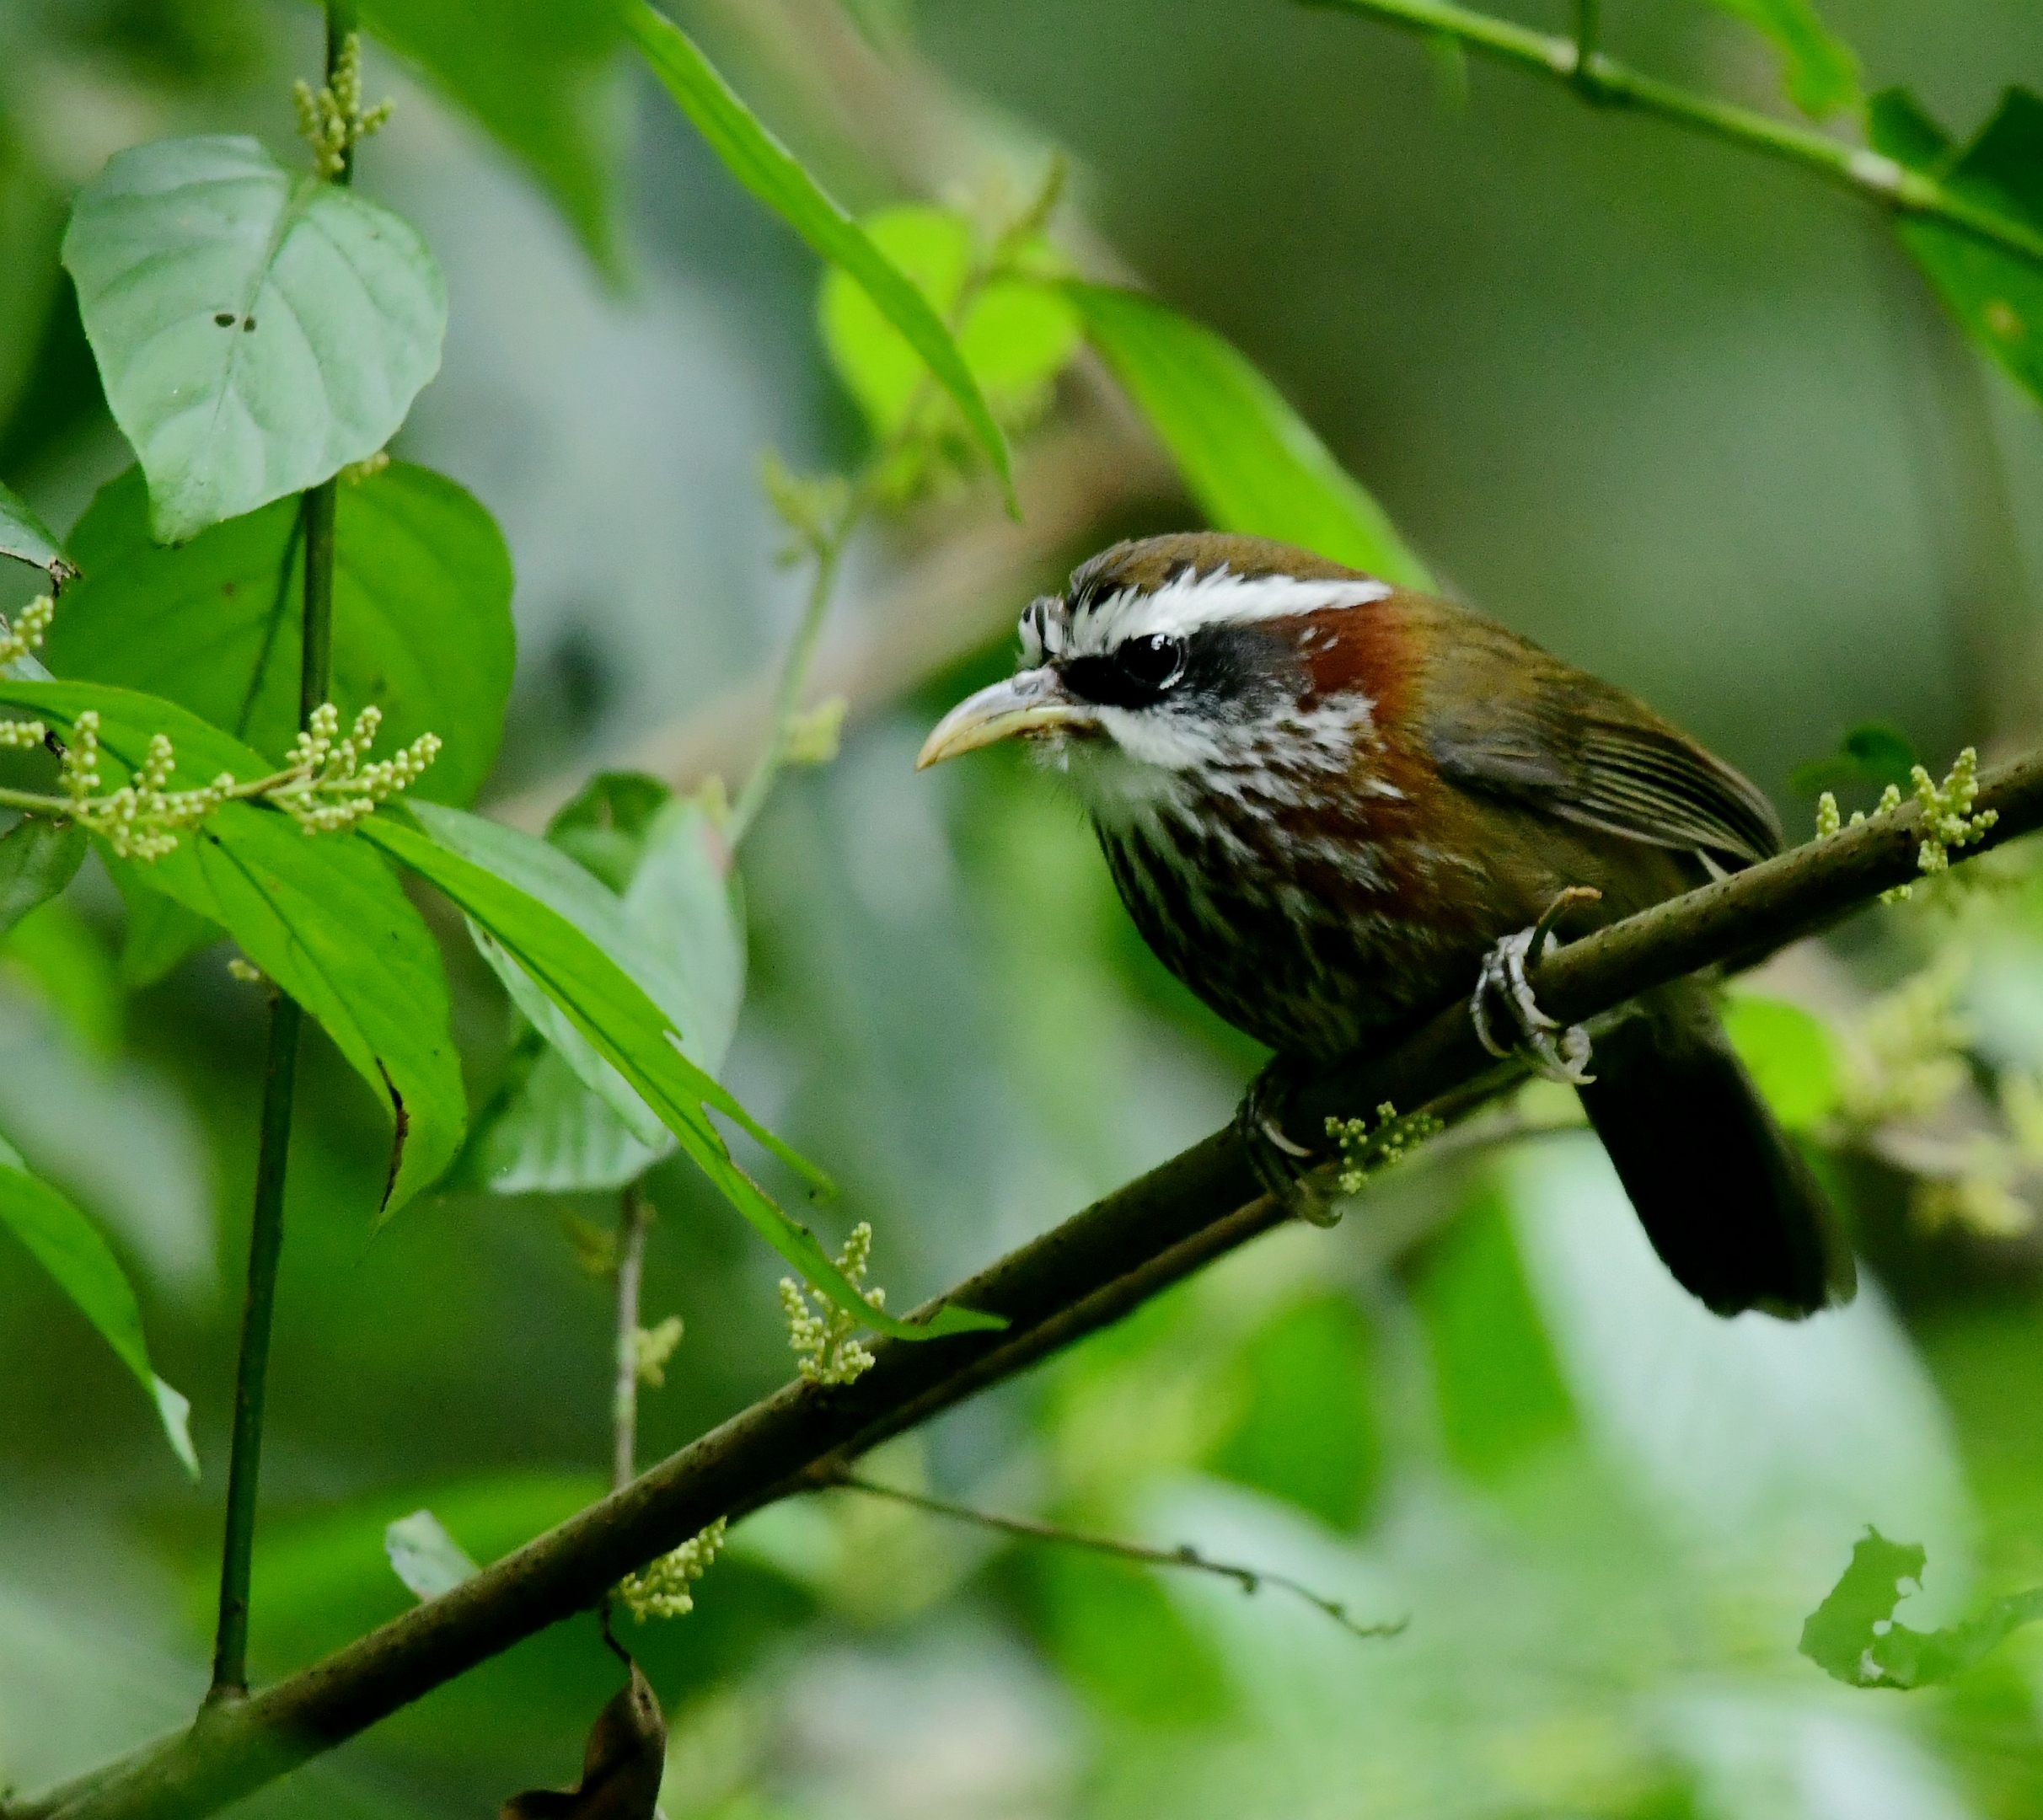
916,531,1854,1320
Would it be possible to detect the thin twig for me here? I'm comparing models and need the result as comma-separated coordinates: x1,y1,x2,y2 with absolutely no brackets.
31,750,2043,1820
612,1185,653,1493
203,4,351,1707
1303,0,2043,270
820,1471,1406,1641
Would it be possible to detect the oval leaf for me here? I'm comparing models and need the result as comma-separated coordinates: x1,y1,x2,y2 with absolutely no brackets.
0,1136,196,1477
62,136,446,543
0,479,77,585
625,4,1016,511
1070,283,1432,586
0,682,464,1212
47,462,513,806
363,805,1002,1340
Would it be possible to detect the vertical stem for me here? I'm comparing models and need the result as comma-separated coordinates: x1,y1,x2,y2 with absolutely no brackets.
612,1185,653,1491
206,995,303,1700
1572,0,1601,87
206,5,352,1705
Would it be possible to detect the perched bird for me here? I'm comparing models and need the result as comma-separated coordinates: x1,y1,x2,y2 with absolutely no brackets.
918,532,1854,1319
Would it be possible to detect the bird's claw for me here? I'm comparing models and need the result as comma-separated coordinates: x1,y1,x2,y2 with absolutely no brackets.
1470,924,1596,1085
1234,1059,1341,1227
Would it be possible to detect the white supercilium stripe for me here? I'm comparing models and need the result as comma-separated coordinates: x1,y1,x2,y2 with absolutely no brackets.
1068,565,1391,654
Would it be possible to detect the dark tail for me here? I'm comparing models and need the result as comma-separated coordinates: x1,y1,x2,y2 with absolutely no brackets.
1574,981,1856,1319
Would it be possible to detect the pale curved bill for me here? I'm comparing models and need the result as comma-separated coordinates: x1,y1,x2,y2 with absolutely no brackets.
915,669,1097,768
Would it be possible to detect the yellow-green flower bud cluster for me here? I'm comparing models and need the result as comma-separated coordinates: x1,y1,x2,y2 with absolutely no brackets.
0,595,54,671
61,713,235,862
1815,748,1997,905
779,1221,882,1386
617,1518,728,1622
0,719,47,748
293,33,391,181
1327,1101,1444,1196
274,704,442,835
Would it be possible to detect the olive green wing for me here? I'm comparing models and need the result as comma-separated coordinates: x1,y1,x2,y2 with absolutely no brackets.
1416,602,1782,867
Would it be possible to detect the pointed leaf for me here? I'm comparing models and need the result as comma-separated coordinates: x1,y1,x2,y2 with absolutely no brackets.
1702,0,1860,120
47,463,513,806
363,805,1002,1339
0,480,77,585
0,818,86,939
0,682,464,1212
1069,284,1431,586
626,4,1016,511
105,859,222,989
62,136,445,543
0,1135,197,1477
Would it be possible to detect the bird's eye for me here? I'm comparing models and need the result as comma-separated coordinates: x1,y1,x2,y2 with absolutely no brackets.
1115,634,1187,694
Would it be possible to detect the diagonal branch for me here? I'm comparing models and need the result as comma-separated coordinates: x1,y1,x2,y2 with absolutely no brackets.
1303,0,2043,271
25,747,2043,1820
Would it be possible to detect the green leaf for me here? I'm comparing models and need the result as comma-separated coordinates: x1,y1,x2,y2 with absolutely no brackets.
47,463,513,806
105,858,221,989
357,0,627,277
626,4,1016,511
364,803,1002,1339
1069,283,1431,586
62,136,446,543
1874,89,2043,412
0,1136,196,1477
467,780,748,1194
820,204,1079,467
0,682,464,1212
1702,0,1861,120
0,818,86,940
0,480,77,585
1722,994,1841,1132
384,1508,481,1602
1800,1527,2043,1689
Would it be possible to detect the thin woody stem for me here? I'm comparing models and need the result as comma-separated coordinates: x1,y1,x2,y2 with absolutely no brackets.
612,1185,654,1493
205,4,354,1705
820,1471,1405,1641
33,747,2043,1820
1305,0,2043,270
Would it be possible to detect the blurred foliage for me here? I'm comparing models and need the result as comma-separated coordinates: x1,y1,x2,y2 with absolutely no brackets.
4,3,2043,1820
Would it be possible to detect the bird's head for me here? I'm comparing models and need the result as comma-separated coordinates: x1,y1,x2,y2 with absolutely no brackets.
917,533,1399,822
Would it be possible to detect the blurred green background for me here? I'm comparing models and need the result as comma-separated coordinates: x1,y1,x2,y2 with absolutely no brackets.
5,2,2043,1816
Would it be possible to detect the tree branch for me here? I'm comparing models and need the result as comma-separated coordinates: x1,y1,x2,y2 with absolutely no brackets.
1303,0,2043,270
29,749,2043,1820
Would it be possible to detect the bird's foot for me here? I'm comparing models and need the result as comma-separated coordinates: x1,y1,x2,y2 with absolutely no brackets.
1469,891,1600,1086
1234,1057,1341,1227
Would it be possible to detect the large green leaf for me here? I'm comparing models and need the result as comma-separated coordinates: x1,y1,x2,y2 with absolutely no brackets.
0,819,85,941
0,1134,196,1477
626,4,1016,511
467,780,747,1194
357,0,626,277
0,682,463,1212
47,463,513,806
1873,89,2043,412
1702,0,1860,120
62,136,446,543
365,804,1000,1338
0,480,76,585
1069,284,1431,587
105,858,222,990
820,205,1079,479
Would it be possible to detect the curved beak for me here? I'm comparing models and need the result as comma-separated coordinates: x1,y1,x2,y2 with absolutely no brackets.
915,667,1095,769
